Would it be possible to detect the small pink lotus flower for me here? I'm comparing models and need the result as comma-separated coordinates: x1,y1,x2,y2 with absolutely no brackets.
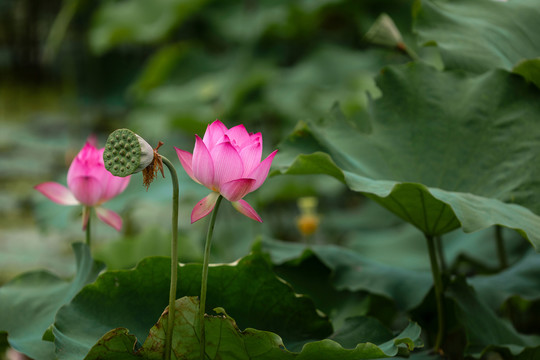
175,120,277,223
35,137,131,231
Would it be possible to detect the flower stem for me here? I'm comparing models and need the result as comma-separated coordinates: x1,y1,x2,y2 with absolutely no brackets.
85,207,91,248
426,234,445,352
435,236,447,272
161,156,180,360
199,195,223,360
495,225,508,270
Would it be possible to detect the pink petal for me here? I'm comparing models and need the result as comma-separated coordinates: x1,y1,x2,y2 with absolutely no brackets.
95,206,123,231
174,147,200,184
220,178,256,202
100,173,131,202
191,192,220,223
247,149,278,192
249,132,262,146
192,135,215,189
70,175,104,206
239,141,262,176
67,142,103,188
226,124,250,148
232,199,262,222
68,144,129,204
202,120,228,150
210,141,244,188
35,182,79,206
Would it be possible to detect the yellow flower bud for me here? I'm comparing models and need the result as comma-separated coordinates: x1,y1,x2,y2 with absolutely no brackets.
296,197,320,236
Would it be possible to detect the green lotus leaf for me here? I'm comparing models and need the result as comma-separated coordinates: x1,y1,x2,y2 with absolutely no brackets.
53,253,332,359
84,296,422,359
336,202,528,272
0,243,105,359
275,62,540,249
260,239,540,356
84,328,139,360
513,58,540,89
470,251,540,310
259,237,432,311
261,235,540,323
89,0,209,54
413,0,540,73
447,277,540,357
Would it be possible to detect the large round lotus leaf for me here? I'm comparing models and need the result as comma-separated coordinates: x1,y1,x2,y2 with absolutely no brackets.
275,62,540,248
470,250,540,310
83,296,422,360
52,253,332,359
89,0,208,54
0,243,104,360
513,58,540,90
413,0,540,73
447,278,540,357
261,238,540,316
260,237,432,311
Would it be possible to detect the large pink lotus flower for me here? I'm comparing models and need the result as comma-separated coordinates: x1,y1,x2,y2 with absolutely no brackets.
35,137,131,231
175,120,278,223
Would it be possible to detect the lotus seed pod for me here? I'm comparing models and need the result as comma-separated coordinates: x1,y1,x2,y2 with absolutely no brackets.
103,129,153,177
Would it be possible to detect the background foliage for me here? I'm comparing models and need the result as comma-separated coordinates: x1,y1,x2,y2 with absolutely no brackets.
1,0,540,359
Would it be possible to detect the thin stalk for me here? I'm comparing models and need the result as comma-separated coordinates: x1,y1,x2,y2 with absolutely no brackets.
161,156,180,360
495,225,508,269
85,207,91,247
397,42,420,61
199,195,223,360
435,236,447,272
426,234,445,352
43,0,80,62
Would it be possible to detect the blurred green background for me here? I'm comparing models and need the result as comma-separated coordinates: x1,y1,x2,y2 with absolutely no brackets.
4,1,540,358
0,0,411,280
1,0,528,283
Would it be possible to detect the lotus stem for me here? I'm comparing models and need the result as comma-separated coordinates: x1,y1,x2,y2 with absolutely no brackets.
199,195,223,360
161,156,179,360
397,42,420,61
43,0,79,63
495,225,508,270
84,207,91,248
426,234,445,352
435,236,447,272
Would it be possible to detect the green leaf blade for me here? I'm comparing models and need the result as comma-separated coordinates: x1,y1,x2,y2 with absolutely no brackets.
413,0,540,72
87,297,422,360
0,243,105,359
53,253,332,359
276,62,540,248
